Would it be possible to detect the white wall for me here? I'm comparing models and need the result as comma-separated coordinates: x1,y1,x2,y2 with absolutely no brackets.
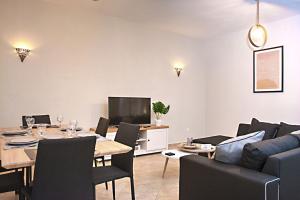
203,15,300,137
0,0,206,143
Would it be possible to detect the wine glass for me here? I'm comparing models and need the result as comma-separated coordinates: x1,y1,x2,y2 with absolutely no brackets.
57,115,64,128
25,116,35,134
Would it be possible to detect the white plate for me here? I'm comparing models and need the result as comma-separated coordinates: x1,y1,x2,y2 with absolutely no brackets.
2,130,27,136
8,137,38,145
42,134,63,140
77,132,99,138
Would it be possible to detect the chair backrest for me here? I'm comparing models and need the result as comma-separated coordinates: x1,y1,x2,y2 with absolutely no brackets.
95,117,110,137
112,122,139,175
22,115,51,127
31,137,96,200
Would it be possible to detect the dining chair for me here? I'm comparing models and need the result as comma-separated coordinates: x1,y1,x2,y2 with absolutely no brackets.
0,166,24,200
21,136,96,200
94,117,110,190
22,115,51,127
93,122,139,200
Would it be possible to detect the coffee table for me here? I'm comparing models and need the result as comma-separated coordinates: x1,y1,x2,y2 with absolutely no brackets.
161,144,216,178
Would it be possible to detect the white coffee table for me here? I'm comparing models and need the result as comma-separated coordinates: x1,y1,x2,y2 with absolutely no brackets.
161,149,191,178
161,144,216,178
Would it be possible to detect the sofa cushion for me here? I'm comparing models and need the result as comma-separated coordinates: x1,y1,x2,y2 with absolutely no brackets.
248,118,279,140
240,134,300,171
214,131,265,164
236,123,251,136
192,135,232,146
276,122,300,138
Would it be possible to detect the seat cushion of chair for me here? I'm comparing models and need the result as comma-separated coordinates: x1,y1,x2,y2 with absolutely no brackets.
193,135,232,146
0,172,22,193
93,166,129,185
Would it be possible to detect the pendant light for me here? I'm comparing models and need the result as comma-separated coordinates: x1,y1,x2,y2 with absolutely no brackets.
248,0,268,48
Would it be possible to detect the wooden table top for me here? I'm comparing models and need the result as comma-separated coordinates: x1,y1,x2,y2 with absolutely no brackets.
0,127,132,169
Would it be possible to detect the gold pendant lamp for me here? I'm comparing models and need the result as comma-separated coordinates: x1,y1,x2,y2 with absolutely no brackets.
248,0,268,48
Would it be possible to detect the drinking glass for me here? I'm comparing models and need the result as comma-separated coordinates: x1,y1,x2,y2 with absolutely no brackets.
69,120,78,135
37,124,47,136
186,137,193,146
25,116,35,134
57,115,64,128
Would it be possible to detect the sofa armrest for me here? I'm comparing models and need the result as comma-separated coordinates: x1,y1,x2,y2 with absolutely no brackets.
262,148,300,200
180,155,279,200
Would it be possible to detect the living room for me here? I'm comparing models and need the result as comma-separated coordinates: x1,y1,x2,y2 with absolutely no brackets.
0,0,300,200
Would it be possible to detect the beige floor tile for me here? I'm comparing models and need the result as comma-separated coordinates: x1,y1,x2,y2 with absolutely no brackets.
0,153,180,200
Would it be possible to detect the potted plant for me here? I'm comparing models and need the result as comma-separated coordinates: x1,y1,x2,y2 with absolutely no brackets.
152,101,170,126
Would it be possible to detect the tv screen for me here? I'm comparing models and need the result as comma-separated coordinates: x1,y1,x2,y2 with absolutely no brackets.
108,97,151,125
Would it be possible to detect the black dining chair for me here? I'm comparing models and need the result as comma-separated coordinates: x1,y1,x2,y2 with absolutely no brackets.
0,164,24,200
22,115,51,127
94,117,110,167
94,117,110,190
21,137,96,200
93,122,139,200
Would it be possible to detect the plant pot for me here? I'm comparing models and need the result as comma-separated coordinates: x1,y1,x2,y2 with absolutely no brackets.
155,119,162,126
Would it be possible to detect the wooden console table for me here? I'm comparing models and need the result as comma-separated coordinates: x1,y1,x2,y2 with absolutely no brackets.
91,124,170,157
90,124,169,133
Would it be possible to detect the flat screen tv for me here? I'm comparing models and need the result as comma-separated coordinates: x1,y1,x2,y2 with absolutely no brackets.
108,97,151,125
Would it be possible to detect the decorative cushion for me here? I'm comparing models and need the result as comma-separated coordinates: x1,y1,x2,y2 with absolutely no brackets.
214,131,265,164
248,118,279,140
240,134,300,171
236,123,251,136
276,122,300,138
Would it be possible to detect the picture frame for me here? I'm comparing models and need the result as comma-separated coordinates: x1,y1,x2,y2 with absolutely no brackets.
253,46,284,93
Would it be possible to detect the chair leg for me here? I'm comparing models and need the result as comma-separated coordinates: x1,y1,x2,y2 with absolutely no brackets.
130,176,135,200
94,159,98,167
112,180,116,200
101,157,108,190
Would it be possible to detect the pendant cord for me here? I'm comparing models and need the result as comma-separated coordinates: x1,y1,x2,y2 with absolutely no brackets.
256,0,260,25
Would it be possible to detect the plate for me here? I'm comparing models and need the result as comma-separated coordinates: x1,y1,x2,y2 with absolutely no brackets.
42,134,63,140
77,132,99,138
60,128,83,132
7,137,38,145
2,130,27,136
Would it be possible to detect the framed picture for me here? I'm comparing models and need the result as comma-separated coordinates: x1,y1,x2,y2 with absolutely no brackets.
253,46,284,93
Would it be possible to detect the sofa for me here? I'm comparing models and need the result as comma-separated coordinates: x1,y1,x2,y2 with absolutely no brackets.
180,119,300,200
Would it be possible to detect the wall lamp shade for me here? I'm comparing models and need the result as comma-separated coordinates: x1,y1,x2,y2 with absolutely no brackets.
16,48,30,62
248,0,268,48
174,67,183,77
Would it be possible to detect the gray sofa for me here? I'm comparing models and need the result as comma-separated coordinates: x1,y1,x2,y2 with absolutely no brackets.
180,119,300,200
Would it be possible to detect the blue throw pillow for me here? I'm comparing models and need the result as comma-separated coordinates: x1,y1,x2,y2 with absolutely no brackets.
215,131,265,164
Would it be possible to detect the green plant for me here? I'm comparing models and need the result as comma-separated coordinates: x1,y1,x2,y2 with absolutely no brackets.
152,101,170,120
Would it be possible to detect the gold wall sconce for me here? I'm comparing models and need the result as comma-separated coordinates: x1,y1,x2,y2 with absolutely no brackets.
16,48,30,62
174,65,183,77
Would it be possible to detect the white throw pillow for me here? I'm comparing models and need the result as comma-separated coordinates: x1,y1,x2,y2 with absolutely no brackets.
215,131,265,164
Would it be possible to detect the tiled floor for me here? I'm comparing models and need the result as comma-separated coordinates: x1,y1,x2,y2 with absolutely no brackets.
0,152,180,200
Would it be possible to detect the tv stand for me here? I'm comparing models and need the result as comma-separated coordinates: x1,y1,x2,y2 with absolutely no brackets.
91,124,169,158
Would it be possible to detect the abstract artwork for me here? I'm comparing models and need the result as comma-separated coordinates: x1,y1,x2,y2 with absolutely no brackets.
253,46,284,93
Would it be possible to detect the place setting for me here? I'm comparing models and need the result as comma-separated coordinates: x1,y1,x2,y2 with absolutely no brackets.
4,136,39,150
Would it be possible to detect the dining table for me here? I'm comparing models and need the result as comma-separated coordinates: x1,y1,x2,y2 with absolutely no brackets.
0,126,132,185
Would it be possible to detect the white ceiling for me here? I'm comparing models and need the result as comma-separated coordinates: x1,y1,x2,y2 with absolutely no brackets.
42,0,300,39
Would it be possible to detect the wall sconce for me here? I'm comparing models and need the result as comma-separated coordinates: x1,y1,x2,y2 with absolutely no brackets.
174,65,183,77
16,48,30,62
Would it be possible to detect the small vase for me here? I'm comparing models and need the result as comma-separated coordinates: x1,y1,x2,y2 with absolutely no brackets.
155,119,162,126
